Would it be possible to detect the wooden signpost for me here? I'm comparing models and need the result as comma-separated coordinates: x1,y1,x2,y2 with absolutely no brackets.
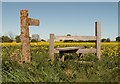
20,10,40,63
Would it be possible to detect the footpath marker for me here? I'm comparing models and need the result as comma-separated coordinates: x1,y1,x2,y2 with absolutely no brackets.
20,10,40,63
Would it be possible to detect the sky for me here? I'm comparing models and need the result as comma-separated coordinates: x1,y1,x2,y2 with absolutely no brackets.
118,2,120,36
1,2,118,40
1,0,120,2
0,2,1,36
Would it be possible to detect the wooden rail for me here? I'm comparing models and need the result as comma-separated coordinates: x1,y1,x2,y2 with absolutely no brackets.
76,48,96,54
55,36,96,41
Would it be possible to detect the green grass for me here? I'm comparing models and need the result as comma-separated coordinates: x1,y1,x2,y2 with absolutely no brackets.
2,45,120,82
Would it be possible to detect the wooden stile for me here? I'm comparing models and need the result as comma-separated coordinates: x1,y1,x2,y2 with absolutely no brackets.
49,21,101,61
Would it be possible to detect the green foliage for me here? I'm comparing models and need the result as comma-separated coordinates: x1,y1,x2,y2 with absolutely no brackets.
63,40,74,42
101,38,111,42
2,36,13,42
0,36,2,42
41,39,46,42
15,35,21,43
2,44,120,82
106,38,111,42
116,36,120,42
66,34,71,36
31,39,38,42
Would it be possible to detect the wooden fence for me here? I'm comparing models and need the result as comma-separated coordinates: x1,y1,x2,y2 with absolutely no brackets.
49,21,101,61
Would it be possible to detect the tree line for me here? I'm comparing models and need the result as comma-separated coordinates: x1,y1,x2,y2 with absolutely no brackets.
0,35,120,43
0,35,46,43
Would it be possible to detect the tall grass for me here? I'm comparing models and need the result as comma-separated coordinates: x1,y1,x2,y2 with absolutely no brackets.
2,42,120,82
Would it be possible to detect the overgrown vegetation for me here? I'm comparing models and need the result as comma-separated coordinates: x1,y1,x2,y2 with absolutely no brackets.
1,42,120,82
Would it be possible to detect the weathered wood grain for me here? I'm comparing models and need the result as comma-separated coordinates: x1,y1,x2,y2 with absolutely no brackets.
28,18,40,26
20,10,40,63
49,21,101,61
76,48,96,54
49,34,55,61
55,46,85,51
20,10,30,63
55,36,96,41
95,21,101,60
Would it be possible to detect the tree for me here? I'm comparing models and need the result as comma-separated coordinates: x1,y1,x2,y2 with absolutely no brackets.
0,36,2,42
31,39,38,42
41,39,46,42
8,32,15,41
101,38,110,42
63,40,74,42
15,35,21,43
2,36,13,42
106,38,110,42
116,36,120,42
67,34,71,36
32,34,40,42
101,38,106,42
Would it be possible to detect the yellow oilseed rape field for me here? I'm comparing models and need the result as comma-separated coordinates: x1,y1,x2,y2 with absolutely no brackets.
1,42,120,82
1,42,119,57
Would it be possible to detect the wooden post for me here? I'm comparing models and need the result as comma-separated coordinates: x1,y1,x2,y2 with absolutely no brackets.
20,10,30,63
49,34,55,61
59,51,64,62
95,21,101,60
20,10,40,63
